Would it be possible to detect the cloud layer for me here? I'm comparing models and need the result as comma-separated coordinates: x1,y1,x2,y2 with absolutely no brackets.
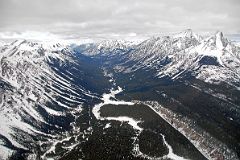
0,0,239,40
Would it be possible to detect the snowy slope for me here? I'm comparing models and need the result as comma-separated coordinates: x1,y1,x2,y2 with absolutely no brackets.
0,40,6,47
155,31,240,86
1,30,240,159
86,30,240,88
73,39,137,56
0,40,96,159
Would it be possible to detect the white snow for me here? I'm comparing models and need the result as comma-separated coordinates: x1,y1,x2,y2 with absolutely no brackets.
92,86,141,131
144,102,211,160
41,136,72,159
215,32,224,50
18,43,36,51
104,123,111,129
0,111,32,150
0,144,14,160
42,106,64,116
193,42,224,66
162,134,188,160
105,116,143,131
92,86,134,119
92,87,190,159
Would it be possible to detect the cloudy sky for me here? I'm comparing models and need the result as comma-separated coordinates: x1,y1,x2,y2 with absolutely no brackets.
0,0,239,41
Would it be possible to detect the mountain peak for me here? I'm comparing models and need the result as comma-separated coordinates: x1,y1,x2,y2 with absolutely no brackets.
174,29,193,38
11,39,27,46
215,31,223,38
173,29,202,42
183,29,193,35
215,31,227,49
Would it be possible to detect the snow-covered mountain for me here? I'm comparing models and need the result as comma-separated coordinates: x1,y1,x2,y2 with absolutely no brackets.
78,30,239,160
153,31,240,86
1,30,240,160
79,30,240,88
0,40,103,159
0,41,6,47
72,39,137,56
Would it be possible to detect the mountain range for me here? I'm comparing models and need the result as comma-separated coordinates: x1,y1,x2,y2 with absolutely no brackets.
0,30,239,160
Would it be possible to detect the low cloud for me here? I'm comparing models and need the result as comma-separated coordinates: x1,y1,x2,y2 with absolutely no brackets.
0,0,239,41
0,31,61,41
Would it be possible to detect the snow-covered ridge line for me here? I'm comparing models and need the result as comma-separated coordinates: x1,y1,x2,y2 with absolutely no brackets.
94,30,239,88
0,38,95,159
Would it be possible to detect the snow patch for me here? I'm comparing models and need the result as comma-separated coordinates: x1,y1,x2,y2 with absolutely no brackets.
106,116,143,131
0,144,14,160
92,86,141,131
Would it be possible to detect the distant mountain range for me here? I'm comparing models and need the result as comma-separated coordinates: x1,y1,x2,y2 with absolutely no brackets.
74,29,240,88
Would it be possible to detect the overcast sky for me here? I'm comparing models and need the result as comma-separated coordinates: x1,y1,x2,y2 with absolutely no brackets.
0,0,239,41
